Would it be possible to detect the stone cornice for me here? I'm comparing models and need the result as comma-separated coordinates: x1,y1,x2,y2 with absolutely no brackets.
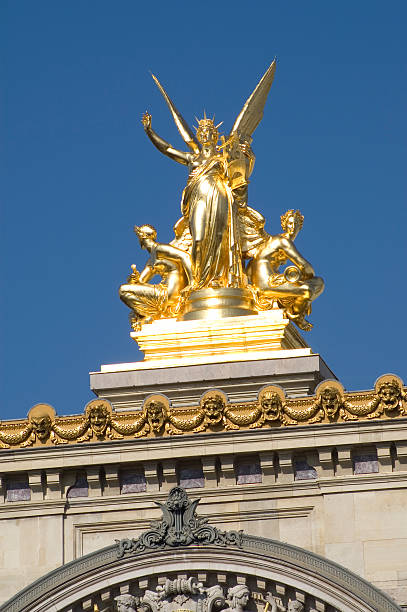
0,374,405,450
0,415,406,471
1,472,407,520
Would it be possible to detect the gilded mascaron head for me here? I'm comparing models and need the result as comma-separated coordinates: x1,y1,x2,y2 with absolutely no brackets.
316,382,345,420
85,400,111,436
320,387,342,419
377,379,401,410
260,391,283,421
145,399,167,433
202,394,225,425
28,404,55,441
31,415,52,440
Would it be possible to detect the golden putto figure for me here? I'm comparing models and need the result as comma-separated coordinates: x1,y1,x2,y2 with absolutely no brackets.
120,61,324,331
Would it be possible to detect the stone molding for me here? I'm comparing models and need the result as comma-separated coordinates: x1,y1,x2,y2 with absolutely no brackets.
1,430,407,516
0,375,405,449
1,535,401,612
1,418,407,470
1,488,402,612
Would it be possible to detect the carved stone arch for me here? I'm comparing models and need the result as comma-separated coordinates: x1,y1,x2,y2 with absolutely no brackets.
2,539,401,612
1,489,401,612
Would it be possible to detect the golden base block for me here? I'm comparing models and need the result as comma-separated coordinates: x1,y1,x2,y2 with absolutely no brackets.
129,308,311,369
182,288,257,320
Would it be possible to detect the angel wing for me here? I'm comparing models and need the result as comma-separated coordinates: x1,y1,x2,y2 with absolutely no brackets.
151,73,200,154
228,59,276,143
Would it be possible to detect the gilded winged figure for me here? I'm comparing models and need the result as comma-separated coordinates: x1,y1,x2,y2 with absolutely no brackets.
141,62,276,289
119,61,324,331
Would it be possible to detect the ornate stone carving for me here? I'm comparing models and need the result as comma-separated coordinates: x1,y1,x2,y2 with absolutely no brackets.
115,594,138,612
116,487,243,558
314,381,345,422
201,392,226,428
266,596,304,612
139,577,224,612
3,534,402,612
264,593,304,612
257,386,286,426
224,585,250,612
28,404,55,442
144,395,168,434
0,375,406,448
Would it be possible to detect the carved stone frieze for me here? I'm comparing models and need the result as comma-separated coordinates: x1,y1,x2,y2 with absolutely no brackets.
0,375,406,448
137,576,224,612
111,568,306,612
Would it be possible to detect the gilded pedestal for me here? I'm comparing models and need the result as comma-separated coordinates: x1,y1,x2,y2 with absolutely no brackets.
130,307,310,369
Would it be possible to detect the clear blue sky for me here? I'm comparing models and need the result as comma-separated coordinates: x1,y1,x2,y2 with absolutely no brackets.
1,1,406,420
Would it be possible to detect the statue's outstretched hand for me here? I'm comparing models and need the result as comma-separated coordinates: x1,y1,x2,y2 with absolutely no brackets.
265,594,284,612
127,264,140,284
142,111,152,130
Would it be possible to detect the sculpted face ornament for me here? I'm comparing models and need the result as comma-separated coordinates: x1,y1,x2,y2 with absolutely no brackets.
266,595,303,612
227,585,250,612
320,387,342,419
261,392,283,422
115,594,138,612
377,380,401,410
146,400,166,433
88,405,109,436
31,416,52,440
202,395,225,426
84,399,112,437
28,404,55,442
165,486,189,511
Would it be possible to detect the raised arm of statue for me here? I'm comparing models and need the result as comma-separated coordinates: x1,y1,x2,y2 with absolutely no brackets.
142,112,192,165
264,593,278,612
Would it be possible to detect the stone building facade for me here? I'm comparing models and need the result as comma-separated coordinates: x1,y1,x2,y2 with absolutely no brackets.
0,354,406,611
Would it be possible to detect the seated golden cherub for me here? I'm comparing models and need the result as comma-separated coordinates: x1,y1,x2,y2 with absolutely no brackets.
119,224,192,328
246,209,324,330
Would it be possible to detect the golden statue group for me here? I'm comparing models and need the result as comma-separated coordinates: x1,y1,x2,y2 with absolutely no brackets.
120,61,324,332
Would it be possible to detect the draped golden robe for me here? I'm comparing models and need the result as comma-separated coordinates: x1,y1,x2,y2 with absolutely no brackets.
181,156,242,289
